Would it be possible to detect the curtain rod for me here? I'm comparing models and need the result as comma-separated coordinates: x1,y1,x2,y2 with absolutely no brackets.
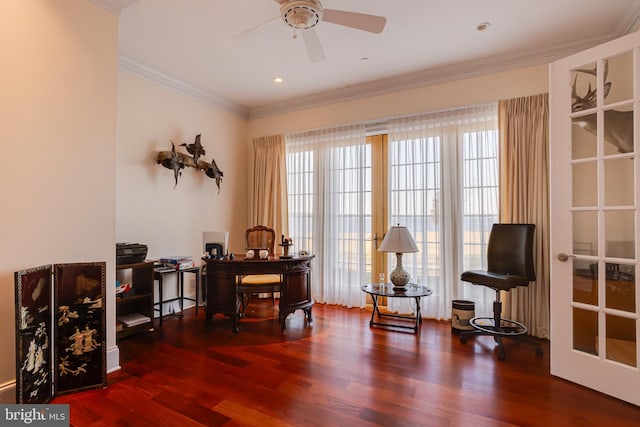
285,102,498,139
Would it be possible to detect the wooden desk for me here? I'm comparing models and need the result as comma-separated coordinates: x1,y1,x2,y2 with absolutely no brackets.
205,255,315,333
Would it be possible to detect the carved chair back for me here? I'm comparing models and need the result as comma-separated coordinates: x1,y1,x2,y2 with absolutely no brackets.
246,225,276,254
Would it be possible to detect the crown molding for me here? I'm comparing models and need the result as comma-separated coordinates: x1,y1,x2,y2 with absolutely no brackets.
118,55,248,119
88,0,138,16
247,34,612,119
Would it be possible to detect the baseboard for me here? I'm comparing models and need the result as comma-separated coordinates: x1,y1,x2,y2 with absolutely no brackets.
0,380,16,404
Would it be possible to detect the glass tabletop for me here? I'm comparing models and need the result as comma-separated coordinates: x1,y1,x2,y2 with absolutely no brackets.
362,283,433,298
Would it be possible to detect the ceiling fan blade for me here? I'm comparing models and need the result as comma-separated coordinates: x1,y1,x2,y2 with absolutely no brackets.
232,16,280,40
322,9,386,33
301,28,325,63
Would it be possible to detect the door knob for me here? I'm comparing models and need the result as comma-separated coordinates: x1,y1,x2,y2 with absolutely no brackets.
557,252,577,262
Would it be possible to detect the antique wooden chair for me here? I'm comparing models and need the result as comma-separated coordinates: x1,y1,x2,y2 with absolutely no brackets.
237,225,282,315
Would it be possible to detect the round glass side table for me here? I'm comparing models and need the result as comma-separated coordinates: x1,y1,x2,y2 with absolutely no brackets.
361,283,433,333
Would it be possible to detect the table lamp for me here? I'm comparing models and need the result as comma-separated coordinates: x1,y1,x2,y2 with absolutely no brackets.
378,225,419,291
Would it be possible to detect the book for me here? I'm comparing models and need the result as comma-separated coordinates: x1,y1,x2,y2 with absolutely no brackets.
159,261,197,270
160,256,193,265
117,313,151,327
176,261,197,270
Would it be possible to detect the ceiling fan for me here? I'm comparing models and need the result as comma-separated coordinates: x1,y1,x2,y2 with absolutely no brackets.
235,0,387,63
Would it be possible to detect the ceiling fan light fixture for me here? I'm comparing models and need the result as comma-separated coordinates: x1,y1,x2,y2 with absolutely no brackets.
281,0,323,30
267,0,386,63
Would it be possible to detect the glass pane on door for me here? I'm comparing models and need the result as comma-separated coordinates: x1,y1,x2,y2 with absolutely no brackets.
603,105,634,155
571,61,598,112
573,261,597,306
605,314,637,367
572,211,598,255
604,211,635,259
572,161,597,206
573,307,598,355
605,262,635,313
604,158,634,206
572,114,597,159
603,51,634,105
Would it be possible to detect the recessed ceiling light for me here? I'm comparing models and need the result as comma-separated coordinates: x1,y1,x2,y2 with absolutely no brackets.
477,22,491,31
273,77,284,83
360,57,369,62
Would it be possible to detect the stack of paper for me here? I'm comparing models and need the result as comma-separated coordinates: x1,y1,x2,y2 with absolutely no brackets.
117,313,151,327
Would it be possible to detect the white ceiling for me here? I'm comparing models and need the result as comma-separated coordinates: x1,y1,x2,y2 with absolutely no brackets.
111,0,640,118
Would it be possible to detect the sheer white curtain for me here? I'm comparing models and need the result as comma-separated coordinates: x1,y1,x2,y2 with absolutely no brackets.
286,124,369,307
387,104,498,319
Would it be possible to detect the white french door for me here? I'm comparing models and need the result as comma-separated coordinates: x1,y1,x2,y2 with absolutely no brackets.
550,31,640,405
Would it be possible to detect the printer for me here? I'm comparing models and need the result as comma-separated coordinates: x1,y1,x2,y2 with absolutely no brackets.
116,243,148,265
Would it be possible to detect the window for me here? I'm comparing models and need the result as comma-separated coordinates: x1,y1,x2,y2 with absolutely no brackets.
286,104,498,318
287,149,314,254
286,125,369,307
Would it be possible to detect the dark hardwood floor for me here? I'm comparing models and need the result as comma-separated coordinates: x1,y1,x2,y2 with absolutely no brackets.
53,300,640,426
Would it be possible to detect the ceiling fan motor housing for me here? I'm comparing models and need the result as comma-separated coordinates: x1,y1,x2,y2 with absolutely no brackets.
281,0,323,29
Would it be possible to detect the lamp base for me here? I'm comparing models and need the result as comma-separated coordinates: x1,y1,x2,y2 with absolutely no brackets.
389,253,411,291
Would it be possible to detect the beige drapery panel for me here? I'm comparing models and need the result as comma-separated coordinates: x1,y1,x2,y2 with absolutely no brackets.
249,135,288,244
499,93,550,339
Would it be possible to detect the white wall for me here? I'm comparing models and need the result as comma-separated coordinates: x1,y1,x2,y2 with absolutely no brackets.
116,71,248,313
0,0,117,402
248,64,549,138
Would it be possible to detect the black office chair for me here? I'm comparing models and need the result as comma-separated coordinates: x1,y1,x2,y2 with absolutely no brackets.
459,223,543,360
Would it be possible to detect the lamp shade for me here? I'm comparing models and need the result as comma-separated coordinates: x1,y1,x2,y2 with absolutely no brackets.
378,225,418,290
378,225,418,253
